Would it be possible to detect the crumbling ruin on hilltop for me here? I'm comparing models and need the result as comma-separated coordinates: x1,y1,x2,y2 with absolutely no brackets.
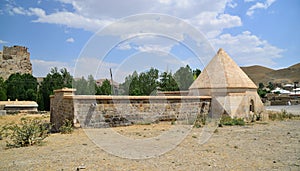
0,45,32,80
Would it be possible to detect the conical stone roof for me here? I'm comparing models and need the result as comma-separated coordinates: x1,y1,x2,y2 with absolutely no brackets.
189,48,257,89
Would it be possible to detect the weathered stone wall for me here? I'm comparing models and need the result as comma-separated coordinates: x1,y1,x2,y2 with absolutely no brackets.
50,88,76,132
190,88,265,121
0,45,32,80
50,88,211,131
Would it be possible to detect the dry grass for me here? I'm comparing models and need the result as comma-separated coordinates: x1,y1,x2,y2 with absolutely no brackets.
0,114,299,170
267,110,300,121
0,113,50,126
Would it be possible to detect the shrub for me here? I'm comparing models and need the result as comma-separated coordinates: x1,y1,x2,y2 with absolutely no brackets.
194,113,206,128
269,109,297,121
137,122,151,125
219,115,245,126
0,118,50,148
171,119,176,125
59,119,73,134
251,113,262,122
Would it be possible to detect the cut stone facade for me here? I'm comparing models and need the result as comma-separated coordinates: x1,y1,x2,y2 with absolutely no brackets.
189,48,264,120
50,48,265,131
50,88,211,131
0,100,38,113
0,45,32,80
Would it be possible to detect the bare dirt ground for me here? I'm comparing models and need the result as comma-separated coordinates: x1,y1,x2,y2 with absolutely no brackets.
0,113,299,170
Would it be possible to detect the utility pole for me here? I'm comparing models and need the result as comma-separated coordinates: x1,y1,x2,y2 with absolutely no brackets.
110,68,115,95
294,82,298,96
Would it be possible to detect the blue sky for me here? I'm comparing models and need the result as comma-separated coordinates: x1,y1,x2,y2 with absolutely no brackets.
0,0,299,82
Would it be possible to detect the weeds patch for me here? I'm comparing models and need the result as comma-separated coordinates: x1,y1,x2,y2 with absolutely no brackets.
59,119,73,134
0,117,50,148
269,109,299,121
219,115,245,126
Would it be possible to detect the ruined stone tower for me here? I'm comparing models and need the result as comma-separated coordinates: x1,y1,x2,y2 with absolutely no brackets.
0,45,32,80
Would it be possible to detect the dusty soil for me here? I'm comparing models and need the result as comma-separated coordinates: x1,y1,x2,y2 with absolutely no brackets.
0,114,299,170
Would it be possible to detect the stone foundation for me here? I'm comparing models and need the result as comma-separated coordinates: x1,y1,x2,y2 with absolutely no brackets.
50,88,211,132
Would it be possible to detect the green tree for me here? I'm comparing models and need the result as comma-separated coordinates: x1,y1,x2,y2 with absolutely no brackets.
192,68,201,80
5,73,24,100
22,74,38,101
129,74,141,95
38,67,73,111
257,89,267,98
267,82,275,90
73,75,97,95
120,71,138,95
158,72,179,91
174,65,194,90
73,77,88,95
139,68,159,95
87,75,97,95
120,68,159,96
5,73,37,101
60,68,73,88
97,79,112,95
257,83,268,98
259,83,264,89
0,77,7,100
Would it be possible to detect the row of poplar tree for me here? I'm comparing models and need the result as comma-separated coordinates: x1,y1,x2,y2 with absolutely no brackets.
0,65,201,111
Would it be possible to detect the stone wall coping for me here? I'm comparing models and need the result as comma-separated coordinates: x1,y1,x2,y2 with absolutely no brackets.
5,104,38,107
190,87,257,90
53,88,76,93
0,101,38,106
63,95,211,100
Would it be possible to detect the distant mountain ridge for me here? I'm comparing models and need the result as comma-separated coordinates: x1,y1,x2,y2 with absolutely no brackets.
241,63,300,86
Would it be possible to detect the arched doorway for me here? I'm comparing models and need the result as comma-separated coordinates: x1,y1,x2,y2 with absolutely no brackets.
249,99,255,113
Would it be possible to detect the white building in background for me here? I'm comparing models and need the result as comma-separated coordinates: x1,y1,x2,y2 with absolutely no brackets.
290,88,300,96
283,83,294,88
271,87,291,94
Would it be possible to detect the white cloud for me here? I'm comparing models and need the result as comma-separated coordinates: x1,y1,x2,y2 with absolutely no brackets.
12,7,31,15
9,6,112,32
136,45,172,53
29,8,46,17
227,0,238,8
7,0,285,69
32,58,123,81
246,0,276,16
31,59,73,77
30,8,113,32
66,37,75,43
0,39,8,44
116,35,176,54
8,0,242,38
211,31,284,66
74,57,126,81
116,42,132,50
188,12,242,38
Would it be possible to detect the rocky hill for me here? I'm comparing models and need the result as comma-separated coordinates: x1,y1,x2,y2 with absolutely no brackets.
0,46,32,80
241,63,300,86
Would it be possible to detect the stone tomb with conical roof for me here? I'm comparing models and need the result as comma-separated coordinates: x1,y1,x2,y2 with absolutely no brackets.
189,48,264,120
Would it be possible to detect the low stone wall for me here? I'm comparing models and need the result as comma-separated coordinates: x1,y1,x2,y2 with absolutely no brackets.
50,88,211,131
